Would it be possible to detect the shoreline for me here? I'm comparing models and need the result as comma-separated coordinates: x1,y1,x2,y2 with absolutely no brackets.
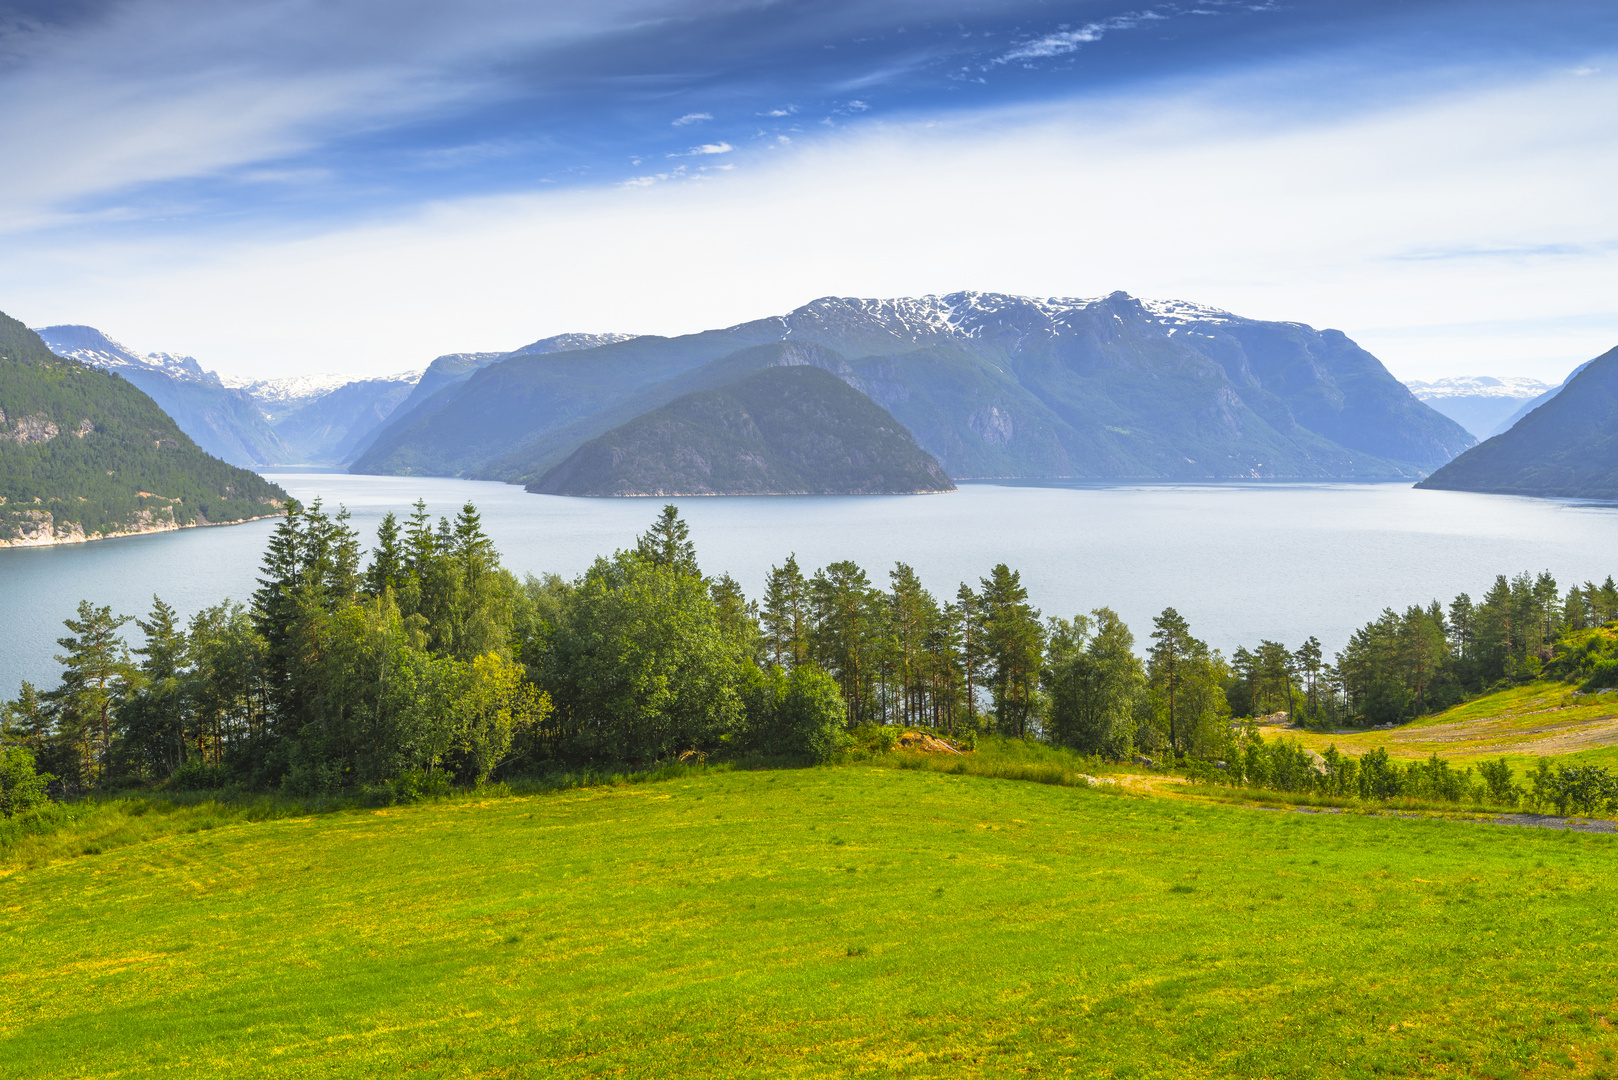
0,511,285,550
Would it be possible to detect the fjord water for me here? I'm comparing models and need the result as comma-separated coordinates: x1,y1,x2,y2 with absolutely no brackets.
3,474,1617,699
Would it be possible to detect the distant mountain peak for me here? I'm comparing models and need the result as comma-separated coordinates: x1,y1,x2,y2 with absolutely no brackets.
508,332,640,357
34,324,214,385
1405,376,1550,400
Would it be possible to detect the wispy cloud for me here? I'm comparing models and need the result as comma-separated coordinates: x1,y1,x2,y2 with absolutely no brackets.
997,13,1165,64
672,112,712,125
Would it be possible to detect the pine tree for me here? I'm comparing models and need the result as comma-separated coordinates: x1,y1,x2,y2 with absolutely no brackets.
636,504,700,576
365,512,403,596
978,564,1042,738
48,601,134,790
1148,607,1193,756
761,555,809,669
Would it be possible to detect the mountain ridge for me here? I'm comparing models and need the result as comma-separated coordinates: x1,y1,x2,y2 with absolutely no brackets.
1415,346,1618,500
354,290,1473,483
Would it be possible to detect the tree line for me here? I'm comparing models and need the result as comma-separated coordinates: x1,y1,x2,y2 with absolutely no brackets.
3,499,1616,810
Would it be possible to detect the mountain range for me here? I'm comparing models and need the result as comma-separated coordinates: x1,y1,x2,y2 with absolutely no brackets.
1404,376,1551,439
1,312,286,546
1416,346,1618,500
351,291,1475,484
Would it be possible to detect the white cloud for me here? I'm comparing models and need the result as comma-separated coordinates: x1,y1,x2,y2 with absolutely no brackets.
668,141,733,156
4,63,1616,384
672,112,713,125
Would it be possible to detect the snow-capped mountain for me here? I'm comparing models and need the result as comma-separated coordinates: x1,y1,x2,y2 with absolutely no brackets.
1404,376,1550,400
509,331,640,356
34,325,217,385
224,370,423,423
1404,376,1553,439
354,290,1477,483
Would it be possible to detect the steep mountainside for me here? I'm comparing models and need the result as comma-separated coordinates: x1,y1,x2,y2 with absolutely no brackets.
36,325,288,468
357,291,1472,482
531,365,953,496
1,312,286,546
1416,346,1618,500
1488,360,1597,437
1405,376,1551,440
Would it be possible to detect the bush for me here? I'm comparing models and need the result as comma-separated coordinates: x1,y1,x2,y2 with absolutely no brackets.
167,760,231,791
0,745,52,817
1529,759,1618,815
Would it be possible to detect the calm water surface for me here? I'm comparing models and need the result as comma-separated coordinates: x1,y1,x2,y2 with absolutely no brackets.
3,475,1616,699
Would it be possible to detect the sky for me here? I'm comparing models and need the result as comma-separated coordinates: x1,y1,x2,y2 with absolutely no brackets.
0,0,1614,383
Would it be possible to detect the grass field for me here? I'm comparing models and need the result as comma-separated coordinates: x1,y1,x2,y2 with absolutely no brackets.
6,760,1618,1078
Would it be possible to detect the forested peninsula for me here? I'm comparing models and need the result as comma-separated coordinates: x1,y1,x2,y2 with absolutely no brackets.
4,498,1615,813
0,311,287,546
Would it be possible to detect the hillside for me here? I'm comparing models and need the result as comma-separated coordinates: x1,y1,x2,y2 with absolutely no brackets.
354,291,1473,483
0,312,286,546
531,364,954,496
5,766,1616,1078
35,325,289,468
1416,345,1618,499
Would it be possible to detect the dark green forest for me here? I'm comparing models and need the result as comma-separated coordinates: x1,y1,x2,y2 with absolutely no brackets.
4,499,1617,811
0,311,285,543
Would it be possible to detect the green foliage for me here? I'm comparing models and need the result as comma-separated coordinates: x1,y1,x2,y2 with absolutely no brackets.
742,664,849,761
541,551,748,761
1044,607,1142,757
0,745,51,817
0,310,286,542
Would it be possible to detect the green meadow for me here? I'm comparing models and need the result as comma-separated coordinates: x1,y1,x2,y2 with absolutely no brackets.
6,762,1618,1078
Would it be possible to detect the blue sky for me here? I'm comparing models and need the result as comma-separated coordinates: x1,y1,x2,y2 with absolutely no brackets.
0,0,1614,380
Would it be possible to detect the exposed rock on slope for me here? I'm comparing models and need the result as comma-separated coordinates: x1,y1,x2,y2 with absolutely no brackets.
1416,346,1618,500
530,365,954,496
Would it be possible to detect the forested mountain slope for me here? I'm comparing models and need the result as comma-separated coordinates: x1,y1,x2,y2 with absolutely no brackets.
1416,346,1618,499
355,291,1473,482
36,325,288,468
0,311,286,545
532,364,954,496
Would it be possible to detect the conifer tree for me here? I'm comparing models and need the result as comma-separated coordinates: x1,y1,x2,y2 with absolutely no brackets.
761,555,809,669
366,512,403,596
636,504,699,576
48,601,134,789
1148,607,1193,755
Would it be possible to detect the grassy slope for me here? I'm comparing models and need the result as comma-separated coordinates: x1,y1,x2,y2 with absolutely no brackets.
1281,682,1618,774
6,764,1618,1078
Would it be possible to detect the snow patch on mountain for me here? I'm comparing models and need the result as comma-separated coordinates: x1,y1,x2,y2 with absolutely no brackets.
1405,376,1550,401
34,325,215,384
